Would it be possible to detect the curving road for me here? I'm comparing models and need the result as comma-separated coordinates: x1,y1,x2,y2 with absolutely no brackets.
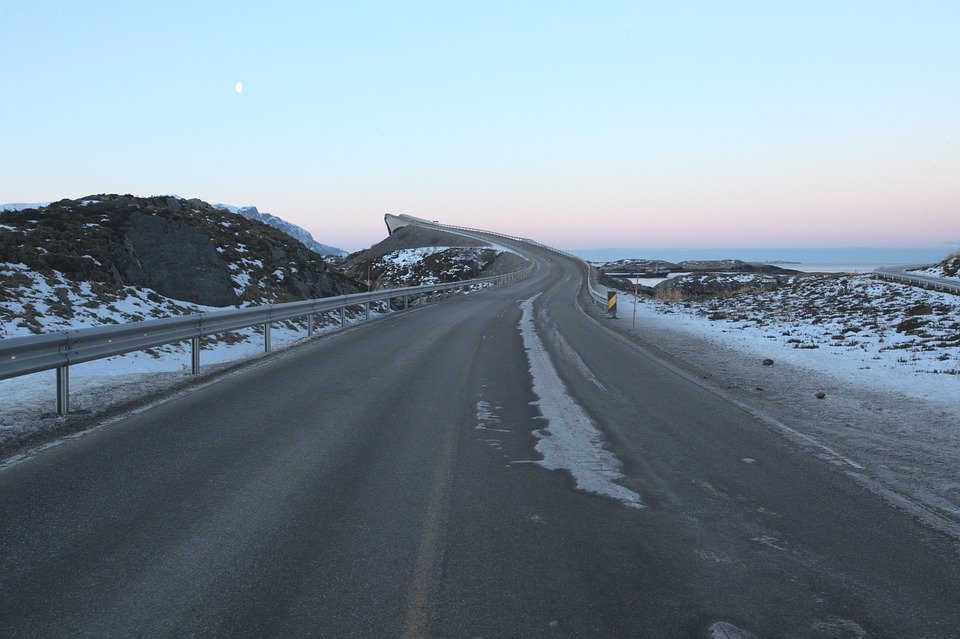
874,264,960,294
2,241,960,638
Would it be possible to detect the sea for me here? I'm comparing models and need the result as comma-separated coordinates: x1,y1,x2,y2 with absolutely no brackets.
567,247,955,274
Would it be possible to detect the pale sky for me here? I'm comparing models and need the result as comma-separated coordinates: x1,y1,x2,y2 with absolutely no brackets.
2,1,958,253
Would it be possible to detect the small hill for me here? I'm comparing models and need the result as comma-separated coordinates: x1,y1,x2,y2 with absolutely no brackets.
596,257,799,295
913,252,960,281
0,194,362,336
340,224,529,288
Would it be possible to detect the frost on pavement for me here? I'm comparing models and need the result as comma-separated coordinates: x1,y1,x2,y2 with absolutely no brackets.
518,294,643,509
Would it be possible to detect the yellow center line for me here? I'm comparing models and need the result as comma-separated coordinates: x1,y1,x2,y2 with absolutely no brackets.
402,424,456,639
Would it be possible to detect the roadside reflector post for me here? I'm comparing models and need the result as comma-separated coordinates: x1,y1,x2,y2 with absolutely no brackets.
191,337,201,374
56,366,69,416
607,291,618,319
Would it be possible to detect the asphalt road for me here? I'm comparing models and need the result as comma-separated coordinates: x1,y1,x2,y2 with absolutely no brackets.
2,244,959,638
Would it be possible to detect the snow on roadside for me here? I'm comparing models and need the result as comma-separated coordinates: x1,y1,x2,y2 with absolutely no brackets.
607,277,960,539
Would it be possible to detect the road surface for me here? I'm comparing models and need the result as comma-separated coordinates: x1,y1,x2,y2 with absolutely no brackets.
2,242,959,638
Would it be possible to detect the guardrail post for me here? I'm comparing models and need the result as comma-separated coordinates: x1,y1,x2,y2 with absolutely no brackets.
264,323,272,352
340,307,345,327
56,366,69,415
191,337,201,374
365,302,370,321
404,294,409,310
308,314,314,337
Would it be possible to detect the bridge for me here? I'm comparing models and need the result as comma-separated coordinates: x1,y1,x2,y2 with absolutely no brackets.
1,218,959,638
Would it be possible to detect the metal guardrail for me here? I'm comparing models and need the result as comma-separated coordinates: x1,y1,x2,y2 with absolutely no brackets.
1,268,532,415
873,266,960,295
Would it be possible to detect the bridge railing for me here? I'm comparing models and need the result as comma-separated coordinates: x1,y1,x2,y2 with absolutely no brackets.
1,267,533,415
872,266,960,295
390,214,610,310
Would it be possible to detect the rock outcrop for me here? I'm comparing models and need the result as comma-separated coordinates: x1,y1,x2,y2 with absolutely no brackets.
339,225,528,287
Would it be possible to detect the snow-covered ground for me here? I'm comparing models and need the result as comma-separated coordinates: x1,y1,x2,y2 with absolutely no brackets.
603,276,960,540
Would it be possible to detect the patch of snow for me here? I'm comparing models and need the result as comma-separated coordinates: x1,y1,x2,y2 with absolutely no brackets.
519,294,643,508
231,271,251,296
913,264,960,283
375,246,501,286
709,621,756,639
392,247,446,268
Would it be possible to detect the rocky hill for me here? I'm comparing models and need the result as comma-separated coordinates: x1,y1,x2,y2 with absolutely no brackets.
597,258,796,275
596,258,798,295
0,195,361,336
913,252,960,280
340,224,529,288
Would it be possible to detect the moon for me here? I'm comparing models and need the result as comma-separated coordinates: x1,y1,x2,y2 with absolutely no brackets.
234,82,243,94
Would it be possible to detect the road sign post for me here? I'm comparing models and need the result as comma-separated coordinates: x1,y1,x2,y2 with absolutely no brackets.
607,291,617,318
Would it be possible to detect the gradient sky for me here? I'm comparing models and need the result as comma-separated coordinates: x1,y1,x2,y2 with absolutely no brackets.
2,1,958,253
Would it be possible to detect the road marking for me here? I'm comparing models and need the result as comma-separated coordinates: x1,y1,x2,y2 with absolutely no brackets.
402,423,456,639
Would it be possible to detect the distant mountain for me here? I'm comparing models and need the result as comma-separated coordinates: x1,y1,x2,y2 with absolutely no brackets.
0,202,52,212
213,204,347,257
